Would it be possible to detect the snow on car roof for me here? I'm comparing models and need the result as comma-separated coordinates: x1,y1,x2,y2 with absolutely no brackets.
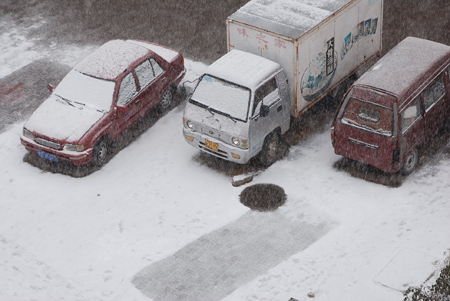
74,40,150,80
228,0,352,39
355,37,450,100
207,50,282,90
126,40,179,63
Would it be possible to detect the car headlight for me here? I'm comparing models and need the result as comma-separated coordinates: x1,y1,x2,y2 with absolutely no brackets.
64,144,85,152
23,128,35,140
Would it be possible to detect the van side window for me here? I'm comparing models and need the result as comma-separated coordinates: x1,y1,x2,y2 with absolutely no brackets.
401,97,421,134
253,77,278,116
423,75,445,112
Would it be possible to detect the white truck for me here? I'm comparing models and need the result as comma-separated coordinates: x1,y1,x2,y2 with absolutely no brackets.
183,0,383,166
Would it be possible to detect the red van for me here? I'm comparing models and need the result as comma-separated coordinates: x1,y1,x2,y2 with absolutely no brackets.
331,37,450,174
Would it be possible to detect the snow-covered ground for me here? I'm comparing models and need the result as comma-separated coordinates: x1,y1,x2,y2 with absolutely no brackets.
1,17,450,301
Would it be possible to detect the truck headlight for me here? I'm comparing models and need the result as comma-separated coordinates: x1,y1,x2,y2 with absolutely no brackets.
186,120,194,130
64,144,85,152
23,128,34,140
231,137,240,146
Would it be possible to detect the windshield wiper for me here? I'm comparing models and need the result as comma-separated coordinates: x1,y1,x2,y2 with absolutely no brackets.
222,112,237,123
207,107,215,116
56,95,75,107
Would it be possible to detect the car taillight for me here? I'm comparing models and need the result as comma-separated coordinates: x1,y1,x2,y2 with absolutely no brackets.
331,127,335,142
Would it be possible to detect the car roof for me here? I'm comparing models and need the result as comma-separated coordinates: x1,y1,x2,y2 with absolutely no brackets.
74,40,151,81
207,50,282,91
355,37,450,102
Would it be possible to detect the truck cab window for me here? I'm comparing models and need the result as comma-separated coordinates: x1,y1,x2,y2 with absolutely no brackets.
253,77,278,115
401,97,421,134
423,75,445,112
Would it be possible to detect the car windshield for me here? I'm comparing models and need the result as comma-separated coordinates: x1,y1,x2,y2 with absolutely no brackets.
340,94,393,137
190,75,251,122
54,70,116,112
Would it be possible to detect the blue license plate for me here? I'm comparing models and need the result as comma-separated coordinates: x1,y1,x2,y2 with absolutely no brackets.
37,150,58,162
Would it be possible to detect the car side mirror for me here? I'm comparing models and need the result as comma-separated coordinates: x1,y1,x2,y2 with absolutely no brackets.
260,104,270,117
117,106,127,113
48,84,55,92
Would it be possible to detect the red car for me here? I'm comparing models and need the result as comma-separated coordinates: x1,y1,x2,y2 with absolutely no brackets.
21,39,185,166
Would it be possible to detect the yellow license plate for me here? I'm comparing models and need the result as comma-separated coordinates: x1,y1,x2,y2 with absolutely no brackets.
205,139,219,151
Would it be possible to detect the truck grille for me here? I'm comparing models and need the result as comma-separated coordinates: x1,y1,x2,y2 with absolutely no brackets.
36,137,61,150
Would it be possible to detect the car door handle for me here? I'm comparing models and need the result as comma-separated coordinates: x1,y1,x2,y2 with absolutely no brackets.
162,77,166,82
135,99,141,104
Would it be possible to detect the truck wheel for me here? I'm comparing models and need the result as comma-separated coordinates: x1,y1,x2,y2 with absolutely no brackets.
158,86,174,113
92,138,108,167
259,131,280,167
401,148,418,175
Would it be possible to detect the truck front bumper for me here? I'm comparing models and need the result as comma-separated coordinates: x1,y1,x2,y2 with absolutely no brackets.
183,129,253,164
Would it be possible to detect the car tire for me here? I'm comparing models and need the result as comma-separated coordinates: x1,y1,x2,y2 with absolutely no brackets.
92,138,108,167
158,86,175,113
401,148,418,175
259,131,280,167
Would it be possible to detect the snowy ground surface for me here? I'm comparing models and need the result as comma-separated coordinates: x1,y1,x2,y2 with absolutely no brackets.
1,16,450,301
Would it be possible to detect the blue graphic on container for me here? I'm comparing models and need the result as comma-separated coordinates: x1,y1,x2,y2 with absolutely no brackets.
341,17,378,60
300,37,338,102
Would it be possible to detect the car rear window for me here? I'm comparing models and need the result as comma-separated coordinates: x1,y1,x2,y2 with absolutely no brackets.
340,95,393,137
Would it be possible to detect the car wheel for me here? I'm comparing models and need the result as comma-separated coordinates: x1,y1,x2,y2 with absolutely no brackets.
92,138,108,167
259,131,280,167
401,148,418,175
158,86,174,112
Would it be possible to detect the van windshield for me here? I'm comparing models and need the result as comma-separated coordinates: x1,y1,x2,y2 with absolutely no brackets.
340,94,393,137
190,75,251,122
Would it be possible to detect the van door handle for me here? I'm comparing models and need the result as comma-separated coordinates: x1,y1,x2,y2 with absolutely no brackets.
277,105,282,112
135,99,141,104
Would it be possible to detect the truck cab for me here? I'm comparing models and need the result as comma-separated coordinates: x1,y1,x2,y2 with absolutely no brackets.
183,50,290,166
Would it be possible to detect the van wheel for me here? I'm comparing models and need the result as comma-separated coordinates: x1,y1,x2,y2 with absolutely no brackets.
92,138,108,167
158,85,174,113
259,131,280,167
401,148,418,175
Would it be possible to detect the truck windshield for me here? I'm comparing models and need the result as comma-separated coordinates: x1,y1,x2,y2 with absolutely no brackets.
339,94,393,137
190,75,251,122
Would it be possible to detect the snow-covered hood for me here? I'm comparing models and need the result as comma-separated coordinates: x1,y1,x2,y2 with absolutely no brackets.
184,102,248,137
25,95,104,142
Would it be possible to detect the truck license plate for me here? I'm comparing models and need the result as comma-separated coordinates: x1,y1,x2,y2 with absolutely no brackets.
37,150,58,162
205,139,219,151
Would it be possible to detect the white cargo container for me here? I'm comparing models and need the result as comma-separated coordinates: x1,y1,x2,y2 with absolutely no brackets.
227,0,383,116
183,0,383,166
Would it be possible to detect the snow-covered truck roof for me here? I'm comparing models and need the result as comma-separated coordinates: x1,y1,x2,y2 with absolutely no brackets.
355,37,450,101
207,49,282,91
228,0,352,39
74,40,151,81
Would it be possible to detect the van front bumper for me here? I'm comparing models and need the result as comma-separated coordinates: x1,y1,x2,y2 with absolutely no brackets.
183,129,253,164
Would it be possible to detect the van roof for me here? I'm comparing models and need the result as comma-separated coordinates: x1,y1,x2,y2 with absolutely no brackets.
355,37,450,102
207,50,282,90
228,0,352,39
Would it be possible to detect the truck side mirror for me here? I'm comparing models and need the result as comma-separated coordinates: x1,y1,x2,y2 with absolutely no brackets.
260,104,270,117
